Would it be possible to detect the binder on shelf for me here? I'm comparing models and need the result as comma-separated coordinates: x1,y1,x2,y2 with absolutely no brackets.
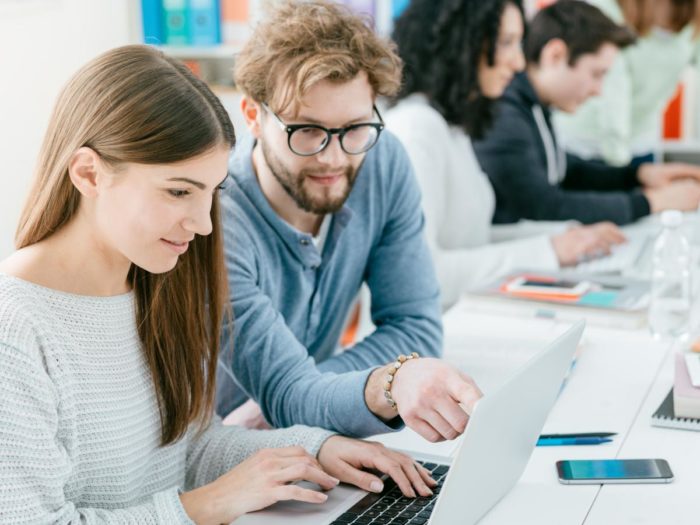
189,0,221,46
369,0,405,35
163,0,190,46
391,0,410,18
221,0,260,47
651,388,700,431
141,0,164,45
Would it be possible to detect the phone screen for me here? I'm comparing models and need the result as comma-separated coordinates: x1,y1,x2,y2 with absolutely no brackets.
557,459,673,482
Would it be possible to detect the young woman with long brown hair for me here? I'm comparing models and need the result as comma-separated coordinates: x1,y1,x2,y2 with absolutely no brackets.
0,44,434,524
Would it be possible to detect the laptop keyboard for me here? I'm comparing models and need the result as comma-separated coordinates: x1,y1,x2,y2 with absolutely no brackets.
330,461,450,525
571,234,651,275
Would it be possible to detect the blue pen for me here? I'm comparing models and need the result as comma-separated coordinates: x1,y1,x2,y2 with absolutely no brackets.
537,437,612,446
536,437,613,446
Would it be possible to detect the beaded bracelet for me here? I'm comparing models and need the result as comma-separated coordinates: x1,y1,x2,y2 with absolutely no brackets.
383,352,420,410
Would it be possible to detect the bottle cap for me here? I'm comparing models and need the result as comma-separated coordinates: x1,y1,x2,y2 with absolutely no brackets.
660,210,683,227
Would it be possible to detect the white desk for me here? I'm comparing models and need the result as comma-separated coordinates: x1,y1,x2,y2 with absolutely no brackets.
430,305,694,524
373,215,700,524
374,304,690,524
585,346,700,525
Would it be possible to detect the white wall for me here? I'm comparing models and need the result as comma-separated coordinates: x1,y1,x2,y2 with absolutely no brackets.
0,0,139,258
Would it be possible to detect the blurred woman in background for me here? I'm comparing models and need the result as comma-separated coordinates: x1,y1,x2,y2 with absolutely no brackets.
386,0,625,309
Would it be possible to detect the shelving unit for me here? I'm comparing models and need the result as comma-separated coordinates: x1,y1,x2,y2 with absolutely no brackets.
158,47,244,131
138,0,409,88
155,44,241,59
138,0,572,139
155,44,237,86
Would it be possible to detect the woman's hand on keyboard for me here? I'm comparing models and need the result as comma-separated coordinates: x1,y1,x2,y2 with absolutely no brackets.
318,436,437,498
551,222,626,266
180,446,339,524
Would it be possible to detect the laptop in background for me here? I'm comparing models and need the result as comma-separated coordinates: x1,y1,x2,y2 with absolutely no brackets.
661,148,700,166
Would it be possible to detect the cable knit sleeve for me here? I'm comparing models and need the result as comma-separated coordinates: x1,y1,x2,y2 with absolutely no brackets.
185,417,335,489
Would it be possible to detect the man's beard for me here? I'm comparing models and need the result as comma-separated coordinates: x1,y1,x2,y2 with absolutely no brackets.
260,138,359,214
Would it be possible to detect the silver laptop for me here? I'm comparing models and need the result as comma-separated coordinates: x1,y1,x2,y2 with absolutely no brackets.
235,321,585,525
569,229,652,275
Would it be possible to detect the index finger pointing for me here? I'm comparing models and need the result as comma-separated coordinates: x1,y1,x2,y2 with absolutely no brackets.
448,372,482,414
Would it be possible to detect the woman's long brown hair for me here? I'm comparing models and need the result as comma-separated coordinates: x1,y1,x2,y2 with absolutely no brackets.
15,45,235,446
618,0,700,35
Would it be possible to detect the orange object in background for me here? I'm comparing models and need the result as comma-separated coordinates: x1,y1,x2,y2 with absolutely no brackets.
340,303,361,347
535,0,557,7
691,338,700,353
221,0,251,46
182,59,202,78
663,83,684,139
221,0,248,23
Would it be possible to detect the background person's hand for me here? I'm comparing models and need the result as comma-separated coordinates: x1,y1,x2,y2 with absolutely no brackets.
551,222,626,266
318,436,436,498
222,398,271,429
367,357,482,442
643,180,700,213
180,446,339,525
637,162,700,188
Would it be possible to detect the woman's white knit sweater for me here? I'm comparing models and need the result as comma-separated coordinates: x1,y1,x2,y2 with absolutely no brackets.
0,274,333,524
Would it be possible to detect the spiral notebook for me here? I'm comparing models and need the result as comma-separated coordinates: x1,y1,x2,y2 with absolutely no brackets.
650,389,700,431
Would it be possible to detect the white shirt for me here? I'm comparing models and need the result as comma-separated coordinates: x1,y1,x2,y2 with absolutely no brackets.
312,214,332,254
385,94,559,309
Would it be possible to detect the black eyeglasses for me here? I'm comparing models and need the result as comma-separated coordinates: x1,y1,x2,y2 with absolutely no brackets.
262,103,385,157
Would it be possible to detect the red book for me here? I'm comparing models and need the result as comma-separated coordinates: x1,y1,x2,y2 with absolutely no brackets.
663,83,683,140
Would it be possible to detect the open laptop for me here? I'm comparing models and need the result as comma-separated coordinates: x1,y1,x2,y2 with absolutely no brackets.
571,229,653,276
236,321,585,525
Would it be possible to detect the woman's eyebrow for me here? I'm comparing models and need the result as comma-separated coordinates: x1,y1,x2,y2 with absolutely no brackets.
167,177,206,190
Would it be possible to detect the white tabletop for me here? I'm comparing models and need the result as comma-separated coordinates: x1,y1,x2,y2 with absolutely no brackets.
444,310,675,524
373,305,693,524
374,215,700,524
585,346,700,525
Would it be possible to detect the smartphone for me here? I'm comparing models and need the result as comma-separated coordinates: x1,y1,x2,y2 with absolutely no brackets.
505,277,590,297
556,459,674,484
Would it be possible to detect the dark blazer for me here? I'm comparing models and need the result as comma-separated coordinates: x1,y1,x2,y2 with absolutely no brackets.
473,72,650,225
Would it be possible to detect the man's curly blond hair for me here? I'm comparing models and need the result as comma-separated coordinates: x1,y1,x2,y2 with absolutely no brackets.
234,0,402,114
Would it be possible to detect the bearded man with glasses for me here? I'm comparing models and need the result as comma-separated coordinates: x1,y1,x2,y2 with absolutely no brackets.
216,0,482,447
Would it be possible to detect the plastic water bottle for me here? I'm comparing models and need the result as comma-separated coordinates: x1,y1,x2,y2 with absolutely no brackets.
649,210,691,341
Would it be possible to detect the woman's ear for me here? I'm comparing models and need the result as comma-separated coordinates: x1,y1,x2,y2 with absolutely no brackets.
68,147,102,198
241,97,263,138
